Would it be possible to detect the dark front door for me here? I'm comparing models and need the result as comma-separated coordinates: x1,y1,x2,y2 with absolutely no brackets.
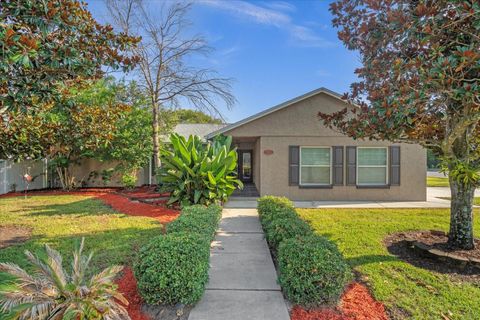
238,150,253,182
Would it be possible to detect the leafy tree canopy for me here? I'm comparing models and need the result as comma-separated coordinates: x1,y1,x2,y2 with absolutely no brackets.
321,0,480,249
0,0,139,113
165,109,223,125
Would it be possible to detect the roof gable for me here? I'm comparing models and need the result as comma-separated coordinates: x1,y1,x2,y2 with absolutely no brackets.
206,87,347,139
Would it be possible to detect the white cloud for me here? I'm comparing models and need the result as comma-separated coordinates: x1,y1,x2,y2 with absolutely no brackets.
263,1,296,13
197,0,333,48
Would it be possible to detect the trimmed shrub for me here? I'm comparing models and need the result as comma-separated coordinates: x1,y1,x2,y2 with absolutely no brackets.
166,204,222,240
278,235,352,307
257,196,296,229
134,232,211,305
265,216,312,250
257,195,294,215
260,206,298,229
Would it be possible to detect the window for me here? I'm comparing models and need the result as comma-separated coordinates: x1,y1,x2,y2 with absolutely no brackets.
300,147,331,185
357,147,388,185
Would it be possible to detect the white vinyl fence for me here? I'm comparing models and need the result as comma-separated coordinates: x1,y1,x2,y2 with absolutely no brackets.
0,159,48,195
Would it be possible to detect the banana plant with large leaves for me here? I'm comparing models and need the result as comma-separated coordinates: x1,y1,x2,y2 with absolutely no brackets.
158,133,243,206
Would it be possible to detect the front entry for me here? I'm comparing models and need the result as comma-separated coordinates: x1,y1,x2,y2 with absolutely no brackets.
238,150,253,182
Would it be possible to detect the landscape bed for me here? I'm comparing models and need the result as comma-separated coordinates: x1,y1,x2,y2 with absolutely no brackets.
298,207,480,319
257,196,388,320
0,188,181,320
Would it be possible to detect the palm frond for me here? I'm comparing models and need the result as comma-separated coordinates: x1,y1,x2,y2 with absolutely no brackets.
44,244,67,291
0,239,131,320
0,263,37,286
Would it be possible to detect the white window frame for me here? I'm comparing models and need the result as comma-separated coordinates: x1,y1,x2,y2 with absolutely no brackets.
299,146,332,186
356,147,389,186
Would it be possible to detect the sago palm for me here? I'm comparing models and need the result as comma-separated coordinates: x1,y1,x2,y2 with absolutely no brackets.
0,238,130,320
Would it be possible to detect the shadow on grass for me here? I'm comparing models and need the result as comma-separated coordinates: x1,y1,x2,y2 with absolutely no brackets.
13,197,119,217
346,254,398,268
0,224,164,319
0,225,162,277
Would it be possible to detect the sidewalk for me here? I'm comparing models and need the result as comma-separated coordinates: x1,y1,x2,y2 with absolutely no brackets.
224,188,480,209
188,208,290,320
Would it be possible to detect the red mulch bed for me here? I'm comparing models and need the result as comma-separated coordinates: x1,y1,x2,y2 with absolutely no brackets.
97,193,178,224
116,267,149,320
291,282,388,320
0,188,179,224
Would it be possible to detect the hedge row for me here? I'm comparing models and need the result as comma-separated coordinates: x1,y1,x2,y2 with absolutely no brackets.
257,196,352,307
134,205,222,305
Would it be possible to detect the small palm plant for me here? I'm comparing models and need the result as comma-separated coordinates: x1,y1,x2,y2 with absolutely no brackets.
0,238,130,320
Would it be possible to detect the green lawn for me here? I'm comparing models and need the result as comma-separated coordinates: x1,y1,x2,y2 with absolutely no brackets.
0,195,162,286
297,208,480,320
427,176,450,187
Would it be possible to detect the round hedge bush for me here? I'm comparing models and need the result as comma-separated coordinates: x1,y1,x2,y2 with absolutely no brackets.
265,216,312,250
278,235,352,307
134,232,211,305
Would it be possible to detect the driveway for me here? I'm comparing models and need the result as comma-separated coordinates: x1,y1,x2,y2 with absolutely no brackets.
427,187,480,200
427,170,447,178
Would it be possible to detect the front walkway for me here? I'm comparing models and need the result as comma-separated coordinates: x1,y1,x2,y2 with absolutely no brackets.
188,208,290,320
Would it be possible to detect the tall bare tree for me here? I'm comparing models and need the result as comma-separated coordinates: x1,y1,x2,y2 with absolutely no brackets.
105,0,235,168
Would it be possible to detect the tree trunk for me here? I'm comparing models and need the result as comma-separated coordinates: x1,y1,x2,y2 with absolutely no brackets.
448,177,475,249
152,103,161,171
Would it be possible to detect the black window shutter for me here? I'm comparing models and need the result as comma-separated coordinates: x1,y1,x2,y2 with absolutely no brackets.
346,146,357,186
289,146,299,186
390,146,401,186
332,146,344,186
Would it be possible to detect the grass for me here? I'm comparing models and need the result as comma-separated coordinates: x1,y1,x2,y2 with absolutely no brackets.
427,176,450,187
0,195,162,288
297,208,480,320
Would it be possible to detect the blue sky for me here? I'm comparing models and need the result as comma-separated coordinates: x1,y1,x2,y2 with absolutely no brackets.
87,0,360,123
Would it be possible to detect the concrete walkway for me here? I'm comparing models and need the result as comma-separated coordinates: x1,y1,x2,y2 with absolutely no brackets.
224,188,480,209
188,208,290,320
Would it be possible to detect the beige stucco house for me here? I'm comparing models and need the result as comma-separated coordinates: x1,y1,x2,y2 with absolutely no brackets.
1,87,426,200
204,87,426,201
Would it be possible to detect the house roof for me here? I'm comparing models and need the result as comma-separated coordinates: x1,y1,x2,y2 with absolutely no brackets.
206,87,346,139
167,123,229,141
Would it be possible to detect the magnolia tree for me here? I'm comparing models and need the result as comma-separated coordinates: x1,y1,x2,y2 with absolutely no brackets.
0,0,138,114
321,0,480,249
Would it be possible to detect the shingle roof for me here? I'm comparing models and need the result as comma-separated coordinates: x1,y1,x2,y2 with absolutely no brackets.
165,123,229,141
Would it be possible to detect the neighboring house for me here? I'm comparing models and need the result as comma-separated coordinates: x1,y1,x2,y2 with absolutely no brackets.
202,87,426,201
169,123,229,141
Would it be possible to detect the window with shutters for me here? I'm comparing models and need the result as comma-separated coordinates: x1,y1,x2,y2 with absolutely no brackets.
357,147,388,185
299,147,331,185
